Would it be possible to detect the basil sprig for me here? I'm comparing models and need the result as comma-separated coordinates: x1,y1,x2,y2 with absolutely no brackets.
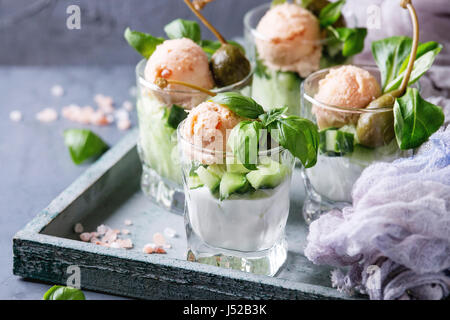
124,28,164,59
222,94,318,168
164,19,202,44
43,286,86,300
319,0,345,28
372,36,442,92
394,88,444,150
64,129,109,165
210,92,265,119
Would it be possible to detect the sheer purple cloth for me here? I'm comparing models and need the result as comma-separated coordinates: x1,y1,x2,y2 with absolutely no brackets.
305,122,450,300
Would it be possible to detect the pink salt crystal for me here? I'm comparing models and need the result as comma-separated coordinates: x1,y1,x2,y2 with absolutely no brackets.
78,106,95,124
124,219,132,226
74,223,84,233
90,237,100,243
153,233,166,246
90,110,109,126
109,242,121,249
117,119,131,131
154,247,167,254
143,244,154,254
103,229,118,243
62,104,81,120
36,108,58,123
94,94,115,114
51,85,64,97
113,229,121,234
122,229,130,235
96,224,109,235
119,238,133,249
163,227,177,238
80,232,92,242
9,110,22,122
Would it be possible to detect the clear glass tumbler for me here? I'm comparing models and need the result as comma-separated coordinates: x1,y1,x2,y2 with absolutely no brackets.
136,59,253,214
243,3,355,116
301,66,413,223
177,120,295,276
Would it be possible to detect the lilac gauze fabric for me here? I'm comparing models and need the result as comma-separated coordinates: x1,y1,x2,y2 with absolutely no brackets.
305,126,450,300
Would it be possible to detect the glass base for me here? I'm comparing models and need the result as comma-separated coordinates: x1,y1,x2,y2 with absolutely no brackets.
186,222,287,276
301,169,349,225
141,164,184,214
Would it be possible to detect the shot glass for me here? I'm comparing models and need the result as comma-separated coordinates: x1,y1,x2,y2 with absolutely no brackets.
301,66,413,223
177,120,295,276
243,2,356,116
136,59,253,214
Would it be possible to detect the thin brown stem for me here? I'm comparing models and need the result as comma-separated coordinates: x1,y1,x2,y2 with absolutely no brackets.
155,78,216,96
183,0,227,44
399,0,419,94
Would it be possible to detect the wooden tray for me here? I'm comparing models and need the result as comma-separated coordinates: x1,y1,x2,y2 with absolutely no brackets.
13,129,352,300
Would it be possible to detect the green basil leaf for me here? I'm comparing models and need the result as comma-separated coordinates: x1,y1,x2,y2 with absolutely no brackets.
258,107,288,127
334,27,367,57
271,0,287,7
210,92,265,119
319,0,345,28
164,19,202,44
43,286,86,300
273,116,319,168
124,28,165,59
384,46,442,93
394,87,444,150
64,129,109,165
371,36,443,92
167,104,188,129
398,41,442,75
228,121,263,170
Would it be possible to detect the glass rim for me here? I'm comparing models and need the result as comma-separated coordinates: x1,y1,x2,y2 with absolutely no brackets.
177,119,285,157
243,2,342,45
136,59,254,95
303,64,404,114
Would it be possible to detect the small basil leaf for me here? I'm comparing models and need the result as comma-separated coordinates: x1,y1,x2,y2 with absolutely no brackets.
384,46,442,93
271,0,287,7
210,92,265,119
258,107,288,127
164,19,202,44
124,28,165,59
273,116,319,168
319,0,346,28
228,121,263,170
398,41,442,75
64,129,109,165
43,286,86,300
394,87,444,150
334,27,367,57
167,104,188,129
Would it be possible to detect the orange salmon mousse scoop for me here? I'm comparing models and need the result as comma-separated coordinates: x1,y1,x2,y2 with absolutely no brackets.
256,3,322,77
312,65,381,130
182,101,242,164
145,38,214,91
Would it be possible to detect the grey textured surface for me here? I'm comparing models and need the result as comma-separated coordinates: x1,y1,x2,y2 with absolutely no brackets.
13,127,349,299
0,0,262,65
0,65,137,299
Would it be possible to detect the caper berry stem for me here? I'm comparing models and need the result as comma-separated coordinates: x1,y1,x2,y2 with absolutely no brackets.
183,0,228,44
398,0,419,95
155,77,216,96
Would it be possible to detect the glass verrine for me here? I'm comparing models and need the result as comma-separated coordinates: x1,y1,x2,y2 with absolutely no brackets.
243,2,355,116
136,60,253,214
301,65,414,223
177,120,295,276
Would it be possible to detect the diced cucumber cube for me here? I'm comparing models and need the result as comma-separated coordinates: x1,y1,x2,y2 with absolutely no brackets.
219,172,248,200
324,129,354,155
226,157,251,174
195,166,221,192
246,159,288,189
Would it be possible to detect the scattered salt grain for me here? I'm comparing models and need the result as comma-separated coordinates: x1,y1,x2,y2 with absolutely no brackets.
117,118,131,131
94,94,115,114
102,229,118,243
143,244,154,254
118,238,133,249
109,242,121,249
122,100,133,111
154,247,167,254
124,219,133,226
80,233,92,242
51,85,64,97
163,227,177,238
74,223,84,233
90,110,109,126
153,232,166,246
97,224,109,235
115,109,129,121
36,108,58,123
122,229,130,235
9,110,22,122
